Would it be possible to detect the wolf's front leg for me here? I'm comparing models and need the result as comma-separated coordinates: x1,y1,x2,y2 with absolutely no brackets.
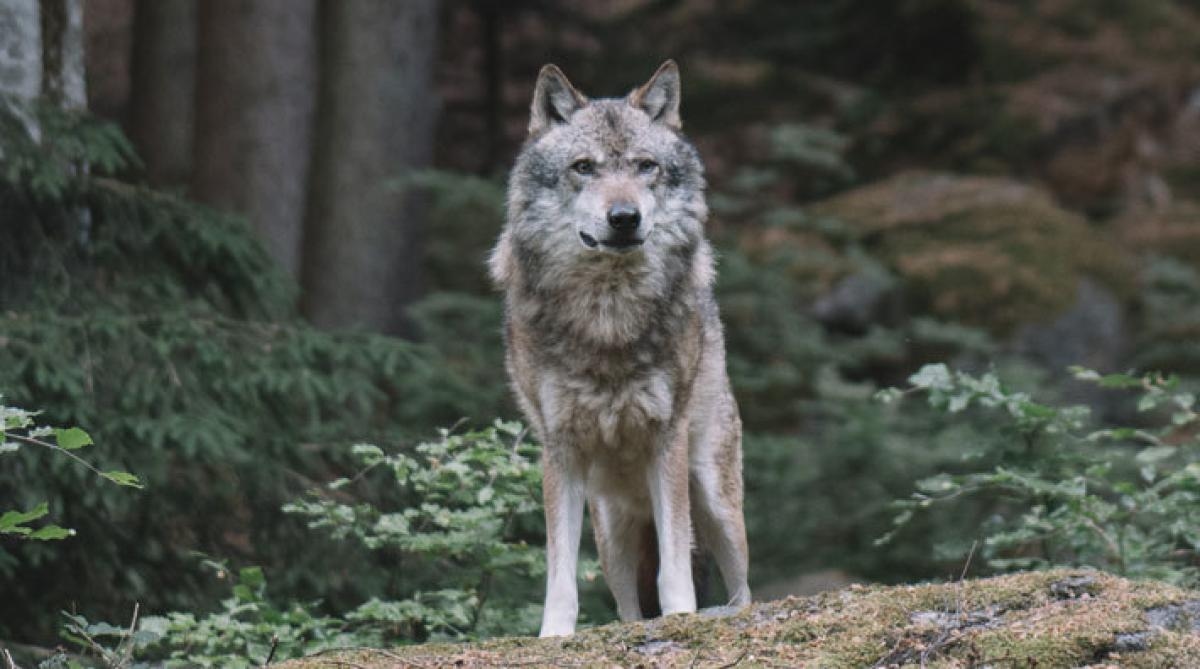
647,429,697,616
539,452,586,637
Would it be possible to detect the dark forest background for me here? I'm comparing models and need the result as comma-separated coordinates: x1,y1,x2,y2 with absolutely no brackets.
2,0,1200,664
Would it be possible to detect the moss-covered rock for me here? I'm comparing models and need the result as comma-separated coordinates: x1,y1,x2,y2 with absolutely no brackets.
1119,200,1200,267
810,171,1133,335
281,569,1200,668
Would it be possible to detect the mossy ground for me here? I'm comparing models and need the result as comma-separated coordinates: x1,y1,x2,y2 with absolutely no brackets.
281,569,1200,668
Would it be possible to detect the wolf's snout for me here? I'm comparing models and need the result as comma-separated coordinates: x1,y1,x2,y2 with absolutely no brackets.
607,203,641,231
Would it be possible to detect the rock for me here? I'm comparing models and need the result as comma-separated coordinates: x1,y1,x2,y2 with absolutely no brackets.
1013,279,1125,373
753,568,859,601
812,270,897,333
280,569,1200,668
1049,574,1099,599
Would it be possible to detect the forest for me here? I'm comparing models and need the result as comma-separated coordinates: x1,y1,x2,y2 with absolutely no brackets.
2,0,1200,666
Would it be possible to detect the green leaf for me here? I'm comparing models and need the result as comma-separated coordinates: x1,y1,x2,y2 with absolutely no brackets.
238,566,265,589
29,524,74,540
54,427,93,450
101,470,144,488
232,584,255,602
0,502,50,534
1135,446,1176,464
909,363,952,391
477,486,495,505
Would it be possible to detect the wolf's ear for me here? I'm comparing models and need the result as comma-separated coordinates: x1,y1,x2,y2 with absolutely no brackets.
529,64,587,135
629,60,681,128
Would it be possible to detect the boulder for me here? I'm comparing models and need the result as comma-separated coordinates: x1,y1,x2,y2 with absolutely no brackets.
280,569,1200,668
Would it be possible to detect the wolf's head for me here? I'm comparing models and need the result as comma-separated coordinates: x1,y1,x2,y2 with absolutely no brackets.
500,61,707,271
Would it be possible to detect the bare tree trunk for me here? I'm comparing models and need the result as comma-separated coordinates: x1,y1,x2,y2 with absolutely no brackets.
128,0,195,187
0,0,43,103
301,0,440,334
39,0,85,109
192,0,317,279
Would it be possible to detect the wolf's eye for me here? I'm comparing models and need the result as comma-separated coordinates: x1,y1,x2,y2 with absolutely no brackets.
637,159,659,175
571,159,595,175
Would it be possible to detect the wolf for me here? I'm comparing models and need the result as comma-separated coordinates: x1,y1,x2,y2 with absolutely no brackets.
490,60,750,637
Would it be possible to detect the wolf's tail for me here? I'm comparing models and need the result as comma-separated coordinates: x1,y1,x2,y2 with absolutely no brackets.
635,521,709,618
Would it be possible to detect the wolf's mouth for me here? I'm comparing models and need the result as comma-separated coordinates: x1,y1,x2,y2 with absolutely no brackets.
580,231,644,251
602,238,644,249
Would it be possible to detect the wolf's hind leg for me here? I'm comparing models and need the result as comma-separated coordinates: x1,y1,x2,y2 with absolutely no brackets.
590,497,645,621
691,451,751,607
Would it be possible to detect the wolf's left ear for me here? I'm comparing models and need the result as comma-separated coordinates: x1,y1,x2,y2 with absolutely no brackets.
630,60,681,128
529,64,587,135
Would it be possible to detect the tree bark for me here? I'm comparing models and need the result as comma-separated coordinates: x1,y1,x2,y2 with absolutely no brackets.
301,0,440,335
192,0,317,279
128,0,195,187
0,0,42,103
39,0,85,109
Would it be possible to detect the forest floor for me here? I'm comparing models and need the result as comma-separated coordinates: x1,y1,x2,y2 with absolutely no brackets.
281,568,1200,668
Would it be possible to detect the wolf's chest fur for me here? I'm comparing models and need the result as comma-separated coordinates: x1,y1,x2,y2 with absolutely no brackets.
506,256,704,457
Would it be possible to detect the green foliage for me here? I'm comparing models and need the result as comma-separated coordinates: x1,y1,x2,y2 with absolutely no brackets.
285,420,547,638
0,101,137,200
39,564,349,669
34,423,550,668
1,398,139,542
0,100,498,641
881,365,1200,585
400,170,506,295
1133,256,1200,374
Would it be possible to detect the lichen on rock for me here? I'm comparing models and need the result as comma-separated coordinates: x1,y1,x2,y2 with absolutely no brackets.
280,569,1200,668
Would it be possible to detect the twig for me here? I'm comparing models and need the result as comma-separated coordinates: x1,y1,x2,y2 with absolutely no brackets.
1080,517,1122,569
959,540,978,583
262,634,279,667
6,432,110,481
956,539,979,618
717,650,749,668
119,602,140,666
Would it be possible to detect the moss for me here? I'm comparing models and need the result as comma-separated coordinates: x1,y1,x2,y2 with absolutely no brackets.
811,172,1133,334
1118,200,1200,267
279,569,1200,668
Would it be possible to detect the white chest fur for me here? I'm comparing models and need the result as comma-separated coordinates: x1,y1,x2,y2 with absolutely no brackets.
538,369,674,456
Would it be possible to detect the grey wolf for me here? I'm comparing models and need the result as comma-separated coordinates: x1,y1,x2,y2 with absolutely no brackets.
489,60,750,637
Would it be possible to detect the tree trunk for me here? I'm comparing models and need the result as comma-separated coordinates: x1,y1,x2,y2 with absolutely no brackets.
0,0,84,109
0,0,43,103
128,0,195,187
301,0,440,335
192,0,317,279
39,0,85,109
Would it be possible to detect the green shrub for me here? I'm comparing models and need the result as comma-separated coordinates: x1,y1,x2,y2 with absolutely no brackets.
284,420,548,639
34,423,556,668
880,364,1200,585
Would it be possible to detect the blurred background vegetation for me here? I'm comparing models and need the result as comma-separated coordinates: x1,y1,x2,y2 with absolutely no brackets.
2,0,1200,664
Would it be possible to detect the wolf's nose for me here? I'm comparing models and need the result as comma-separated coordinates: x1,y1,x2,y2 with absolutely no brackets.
607,203,641,231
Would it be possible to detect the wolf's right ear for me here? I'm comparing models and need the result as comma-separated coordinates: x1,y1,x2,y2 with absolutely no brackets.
529,64,587,135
